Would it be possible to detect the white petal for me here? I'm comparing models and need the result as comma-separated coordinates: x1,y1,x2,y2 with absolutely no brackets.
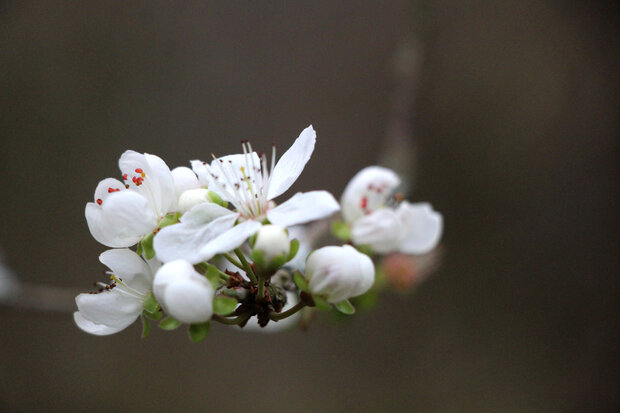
153,211,239,264
397,202,443,255
340,166,401,223
350,208,402,254
93,177,126,204
267,125,316,200
75,290,142,328
74,312,128,336
190,160,212,187
180,202,233,226
267,191,339,228
96,191,158,247
171,166,200,197
119,150,175,216
198,219,262,261
99,249,153,293
85,203,117,247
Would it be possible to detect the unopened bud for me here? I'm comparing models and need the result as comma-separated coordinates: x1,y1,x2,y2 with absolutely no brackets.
253,225,290,264
178,188,211,214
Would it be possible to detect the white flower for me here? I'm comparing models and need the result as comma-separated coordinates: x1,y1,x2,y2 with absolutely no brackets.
305,245,375,303
154,125,340,264
73,249,154,336
85,151,176,248
153,260,214,324
253,225,290,263
341,166,443,255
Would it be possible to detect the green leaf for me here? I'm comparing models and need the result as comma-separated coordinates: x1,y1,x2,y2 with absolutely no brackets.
333,300,356,315
287,238,300,262
213,296,238,315
330,221,351,241
205,265,221,289
141,232,155,260
143,292,159,314
293,271,309,292
159,212,180,228
159,316,181,330
141,315,151,338
189,322,211,343
312,295,331,311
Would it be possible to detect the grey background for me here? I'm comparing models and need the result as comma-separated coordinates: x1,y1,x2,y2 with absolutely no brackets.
0,1,617,412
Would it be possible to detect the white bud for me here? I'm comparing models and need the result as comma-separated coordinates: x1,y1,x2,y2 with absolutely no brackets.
341,166,401,223
153,259,214,324
305,245,374,303
253,225,290,263
177,188,210,214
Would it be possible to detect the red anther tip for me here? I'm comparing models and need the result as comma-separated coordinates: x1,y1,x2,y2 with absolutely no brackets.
135,168,143,173
96,199,103,205
122,174,127,180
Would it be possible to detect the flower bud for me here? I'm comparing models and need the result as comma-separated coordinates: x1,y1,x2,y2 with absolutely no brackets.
153,259,214,324
305,245,374,303
253,225,290,264
177,188,211,214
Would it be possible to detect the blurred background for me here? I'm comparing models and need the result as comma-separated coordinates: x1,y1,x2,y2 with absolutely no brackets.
0,1,618,412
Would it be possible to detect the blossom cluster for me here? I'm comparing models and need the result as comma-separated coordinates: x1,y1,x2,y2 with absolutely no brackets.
75,126,443,340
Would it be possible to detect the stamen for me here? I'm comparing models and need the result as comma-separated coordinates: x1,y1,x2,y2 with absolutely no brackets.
96,199,103,205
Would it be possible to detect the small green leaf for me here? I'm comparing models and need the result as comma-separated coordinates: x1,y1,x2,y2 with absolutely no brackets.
287,238,300,262
330,221,351,241
141,232,155,260
333,300,356,315
250,249,265,269
189,322,211,343
143,292,159,314
293,271,309,292
213,296,238,315
205,265,221,289
159,212,180,228
159,316,181,330
312,295,331,311
141,315,151,338
207,190,225,206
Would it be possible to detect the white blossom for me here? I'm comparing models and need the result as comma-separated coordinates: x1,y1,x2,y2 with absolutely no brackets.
153,260,214,324
74,249,154,335
85,151,176,248
341,166,442,255
154,126,339,264
305,245,375,303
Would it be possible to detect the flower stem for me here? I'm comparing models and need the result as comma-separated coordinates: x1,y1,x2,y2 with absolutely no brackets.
234,248,257,284
223,253,243,270
269,302,306,321
212,313,250,325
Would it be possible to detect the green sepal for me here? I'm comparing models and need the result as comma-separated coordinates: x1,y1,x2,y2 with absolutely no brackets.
333,300,356,315
213,296,238,315
312,295,331,311
287,239,300,262
293,271,309,293
189,322,211,343
144,309,163,321
143,292,159,315
207,190,225,207
250,249,266,269
330,220,351,241
141,315,151,339
141,232,155,260
136,242,144,256
159,212,180,228
268,254,288,270
205,265,221,289
159,316,181,330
